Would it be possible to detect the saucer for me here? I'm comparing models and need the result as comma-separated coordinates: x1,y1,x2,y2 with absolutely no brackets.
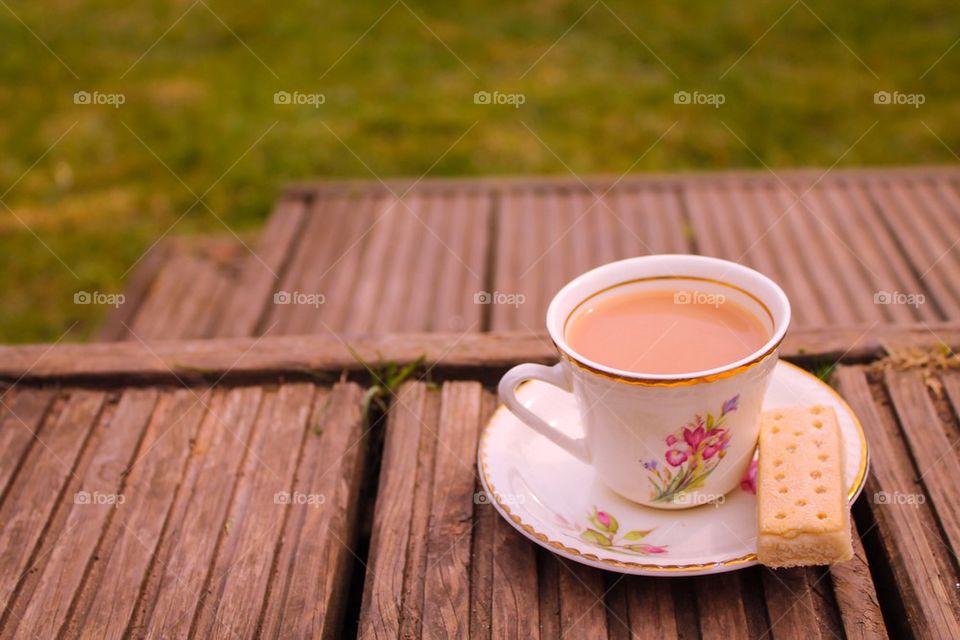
478,360,869,576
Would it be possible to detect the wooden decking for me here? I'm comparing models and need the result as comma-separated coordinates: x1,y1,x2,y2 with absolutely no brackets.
101,167,960,341
3,166,960,638
1,333,959,638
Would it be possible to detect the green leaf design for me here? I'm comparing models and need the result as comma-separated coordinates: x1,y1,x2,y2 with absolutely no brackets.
623,529,653,540
706,413,714,429
580,529,612,546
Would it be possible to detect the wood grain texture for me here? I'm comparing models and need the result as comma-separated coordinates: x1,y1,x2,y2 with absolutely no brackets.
63,389,208,639
134,386,264,639
0,388,54,502
833,366,960,638
0,390,105,614
260,383,367,639
359,381,440,639
421,382,485,639
829,519,888,640
191,384,317,640
4,389,158,640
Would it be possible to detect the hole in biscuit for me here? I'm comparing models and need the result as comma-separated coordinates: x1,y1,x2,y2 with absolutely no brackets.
818,453,828,462
778,487,788,494
771,426,780,434
775,472,785,481
815,486,827,494
813,420,823,429
810,407,823,415
810,470,822,479
795,499,807,507
773,413,783,420
786,443,797,453
773,459,783,467
775,513,787,519
793,430,803,436
817,512,827,520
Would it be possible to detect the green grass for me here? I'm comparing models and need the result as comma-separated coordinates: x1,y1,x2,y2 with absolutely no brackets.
1,0,958,341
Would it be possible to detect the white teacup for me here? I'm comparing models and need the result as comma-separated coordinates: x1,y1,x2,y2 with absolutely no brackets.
498,255,791,509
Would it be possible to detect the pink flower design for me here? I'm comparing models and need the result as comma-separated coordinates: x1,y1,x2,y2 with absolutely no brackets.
596,511,611,528
683,426,706,450
645,395,740,502
740,459,758,494
665,449,689,467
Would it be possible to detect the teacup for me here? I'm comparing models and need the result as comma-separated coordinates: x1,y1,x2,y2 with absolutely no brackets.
498,255,791,509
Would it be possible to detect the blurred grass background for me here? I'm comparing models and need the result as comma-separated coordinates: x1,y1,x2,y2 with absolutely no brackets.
1,0,957,342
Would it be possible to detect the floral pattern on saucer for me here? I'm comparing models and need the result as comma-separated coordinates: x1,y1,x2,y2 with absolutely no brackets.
643,395,738,503
555,507,669,556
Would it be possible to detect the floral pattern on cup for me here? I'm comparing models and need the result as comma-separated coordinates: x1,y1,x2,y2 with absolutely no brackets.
740,458,758,494
555,507,669,556
642,395,739,503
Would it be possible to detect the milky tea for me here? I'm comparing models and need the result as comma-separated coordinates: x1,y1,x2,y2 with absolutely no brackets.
565,286,771,375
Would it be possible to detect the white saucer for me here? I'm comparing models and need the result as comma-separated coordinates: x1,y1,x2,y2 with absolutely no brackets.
478,360,869,577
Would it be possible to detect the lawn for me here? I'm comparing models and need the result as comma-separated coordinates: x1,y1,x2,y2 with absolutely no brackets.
1,0,957,342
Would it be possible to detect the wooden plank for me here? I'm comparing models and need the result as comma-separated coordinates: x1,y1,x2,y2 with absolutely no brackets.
491,513,540,639
303,193,377,333
0,390,105,612
260,382,367,639
823,181,935,322
829,519,888,639
694,573,751,639
833,366,960,637
5,389,158,640
214,196,310,337
262,193,361,335
9,325,960,385
867,181,960,318
469,391,497,640
132,386,264,639
191,383,317,639
622,576,677,638
62,389,208,639
97,240,173,341
760,568,829,640
421,382,485,638
885,370,960,559
0,389,54,502
358,381,440,638
557,560,609,638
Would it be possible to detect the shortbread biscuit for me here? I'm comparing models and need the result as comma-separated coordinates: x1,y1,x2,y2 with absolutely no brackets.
757,405,852,567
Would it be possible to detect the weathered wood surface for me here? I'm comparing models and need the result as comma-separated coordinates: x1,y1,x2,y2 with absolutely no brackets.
1,336,956,638
103,167,960,341
0,381,367,640
6,324,960,385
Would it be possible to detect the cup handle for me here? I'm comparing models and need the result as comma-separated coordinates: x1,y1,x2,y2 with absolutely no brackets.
498,363,592,464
